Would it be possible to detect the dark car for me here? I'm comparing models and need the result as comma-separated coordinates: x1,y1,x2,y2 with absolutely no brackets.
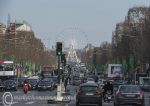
114,85,145,106
51,76,58,88
37,79,52,91
112,81,124,93
43,77,55,90
14,77,27,87
3,80,17,91
76,82,103,106
27,78,38,90
0,80,5,92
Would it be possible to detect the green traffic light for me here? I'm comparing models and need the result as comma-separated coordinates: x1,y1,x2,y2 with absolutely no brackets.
57,51,62,56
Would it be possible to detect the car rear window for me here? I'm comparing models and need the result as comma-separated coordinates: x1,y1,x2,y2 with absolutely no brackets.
119,86,141,93
73,76,80,80
81,86,97,92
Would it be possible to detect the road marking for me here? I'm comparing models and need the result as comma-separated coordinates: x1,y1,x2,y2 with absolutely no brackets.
25,101,35,104
12,101,19,104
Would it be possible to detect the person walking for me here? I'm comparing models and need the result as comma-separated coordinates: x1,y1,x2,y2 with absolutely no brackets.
64,77,68,92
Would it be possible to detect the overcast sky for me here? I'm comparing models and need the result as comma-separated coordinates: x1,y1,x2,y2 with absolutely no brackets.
0,0,150,49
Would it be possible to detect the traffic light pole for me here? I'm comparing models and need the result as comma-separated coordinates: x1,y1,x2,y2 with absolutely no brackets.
56,55,63,101
58,56,61,84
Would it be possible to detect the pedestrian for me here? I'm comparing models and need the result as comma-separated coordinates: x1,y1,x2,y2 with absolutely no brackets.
64,77,68,91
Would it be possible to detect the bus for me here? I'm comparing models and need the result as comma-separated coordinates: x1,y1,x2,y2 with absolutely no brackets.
0,61,16,80
41,65,54,78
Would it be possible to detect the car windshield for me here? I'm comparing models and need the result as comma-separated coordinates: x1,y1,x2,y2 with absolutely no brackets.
87,78,94,81
28,79,37,84
73,76,80,80
119,86,141,93
4,64,13,71
39,80,51,86
4,80,16,85
81,86,97,92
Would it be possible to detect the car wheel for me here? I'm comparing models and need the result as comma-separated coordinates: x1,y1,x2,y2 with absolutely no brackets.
99,98,102,106
98,102,102,106
76,102,79,106
140,104,145,106
114,102,119,106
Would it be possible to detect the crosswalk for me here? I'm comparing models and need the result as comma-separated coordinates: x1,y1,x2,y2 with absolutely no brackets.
10,101,36,105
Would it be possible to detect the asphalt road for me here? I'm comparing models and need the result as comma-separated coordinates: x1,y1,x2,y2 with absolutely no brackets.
0,85,150,106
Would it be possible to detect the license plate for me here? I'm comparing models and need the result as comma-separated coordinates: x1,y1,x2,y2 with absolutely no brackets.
126,94,135,97
86,93,94,96
108,97,111,99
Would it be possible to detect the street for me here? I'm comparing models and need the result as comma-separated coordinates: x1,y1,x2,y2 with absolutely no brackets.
0,85,150,106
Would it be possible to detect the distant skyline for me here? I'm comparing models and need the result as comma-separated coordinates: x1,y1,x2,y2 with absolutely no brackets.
0,0,150,49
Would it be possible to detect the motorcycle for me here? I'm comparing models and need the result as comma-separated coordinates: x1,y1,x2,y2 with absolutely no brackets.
104,91,113,102
23,83,28,94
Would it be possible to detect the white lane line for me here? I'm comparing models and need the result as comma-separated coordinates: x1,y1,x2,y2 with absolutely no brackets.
25,101,35,104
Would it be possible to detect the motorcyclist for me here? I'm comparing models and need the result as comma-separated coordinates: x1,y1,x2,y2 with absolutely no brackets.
103,81,113,100
23,80,29,94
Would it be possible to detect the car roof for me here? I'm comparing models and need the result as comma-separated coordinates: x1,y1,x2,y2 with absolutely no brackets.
118,85,140,88
120,85,138,86
80,82,98,87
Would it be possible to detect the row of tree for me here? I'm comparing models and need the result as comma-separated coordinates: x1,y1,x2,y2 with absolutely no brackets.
0,31,56,67
82,6,150,73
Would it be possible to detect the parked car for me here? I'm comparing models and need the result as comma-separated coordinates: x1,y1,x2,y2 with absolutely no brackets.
0,80,5,92
43,77,55,90
14,77,27,87
47,76,58,88
76,82,103,106
114,85,145,106
3,80,17,91
37,79,53,91
27,77,39,90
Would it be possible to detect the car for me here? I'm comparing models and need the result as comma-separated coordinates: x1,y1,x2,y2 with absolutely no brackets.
114,85,145,106
72,76,81,86
0,80,5,92
43,77,55,90
27,77,39,90
3,80,17,91
86,78,95,83
47,76,58,88
112,81,124,93
14,77,27,87
76,82,103,106
37,79,53,91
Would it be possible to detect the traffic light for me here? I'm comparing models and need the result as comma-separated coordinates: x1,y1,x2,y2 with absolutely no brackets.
56,42,62,56
61,54,66,66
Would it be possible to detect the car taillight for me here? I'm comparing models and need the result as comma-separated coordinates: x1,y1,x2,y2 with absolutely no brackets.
77,90,82,95
96,88,101,94
116,92,123,97
139,92,144,98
